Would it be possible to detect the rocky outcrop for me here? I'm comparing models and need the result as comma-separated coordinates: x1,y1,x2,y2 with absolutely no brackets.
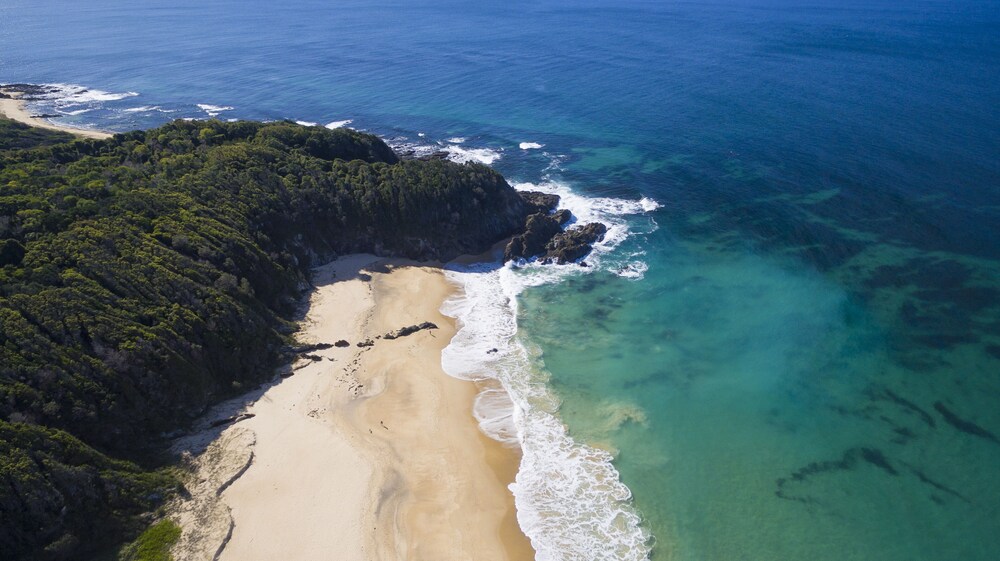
1,84,66,99
383,322,438,340
503,193,607,265
542,222,608,264
519,191,561,215
286,343,334,354
417,150,450,161
503,212,566,262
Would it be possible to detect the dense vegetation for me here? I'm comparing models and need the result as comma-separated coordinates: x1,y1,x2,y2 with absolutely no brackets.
0,117,76,151
0,117,530,560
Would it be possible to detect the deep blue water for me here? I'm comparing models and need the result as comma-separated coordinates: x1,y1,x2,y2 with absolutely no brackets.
3,1,1000,559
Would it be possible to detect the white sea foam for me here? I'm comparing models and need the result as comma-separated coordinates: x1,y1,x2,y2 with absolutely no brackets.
197,104,234,117
447,136,466,144
441,181,659,561
445,145,502,165
520,142,544,150
472,387,519,445
325,119,353,129
418,132,426,137
122,106,178,114
615,260,649,280
543,152,568,172
57,108,94,116
16,83,139,120
34,84,140,105
295,120,318,127
640,197,661,212
63,89,138,103
386,138,440,158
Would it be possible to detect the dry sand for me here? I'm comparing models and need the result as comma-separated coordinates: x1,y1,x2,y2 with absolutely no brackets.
0,89,112,139
170,255,533,561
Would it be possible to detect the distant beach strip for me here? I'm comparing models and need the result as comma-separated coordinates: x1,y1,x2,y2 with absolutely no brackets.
0,85,112,138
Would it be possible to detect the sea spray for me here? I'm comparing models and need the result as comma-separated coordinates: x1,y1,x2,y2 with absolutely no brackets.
441,181,660,561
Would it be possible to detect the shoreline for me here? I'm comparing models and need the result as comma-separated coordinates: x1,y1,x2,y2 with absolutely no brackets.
0,88,112,139
170,255,533,560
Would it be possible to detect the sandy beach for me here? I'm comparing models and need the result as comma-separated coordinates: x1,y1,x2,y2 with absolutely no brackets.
0,88,112,139
170,255,533,561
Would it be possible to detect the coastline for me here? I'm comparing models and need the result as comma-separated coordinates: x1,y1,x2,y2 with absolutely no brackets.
0,88,112,139
170,255,533,560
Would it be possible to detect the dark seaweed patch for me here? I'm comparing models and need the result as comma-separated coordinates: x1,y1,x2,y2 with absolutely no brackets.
933,402,999,444
859,447,898,475
905,464,970,503
588,307,612,321
871,388,935,428
775,447,899,504
912,333,977,350
915,286,1000,313
776,445,978,509
891,426,916,445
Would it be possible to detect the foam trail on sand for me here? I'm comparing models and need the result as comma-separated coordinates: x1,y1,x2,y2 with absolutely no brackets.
442,180,659,561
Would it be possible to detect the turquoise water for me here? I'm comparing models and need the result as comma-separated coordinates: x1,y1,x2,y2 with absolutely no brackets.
3,1,1000,559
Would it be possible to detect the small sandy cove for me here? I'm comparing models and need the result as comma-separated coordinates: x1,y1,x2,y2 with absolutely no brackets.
169,255,534,561
0,88,112,139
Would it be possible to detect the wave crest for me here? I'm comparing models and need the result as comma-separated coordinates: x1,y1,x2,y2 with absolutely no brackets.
196,103,233,116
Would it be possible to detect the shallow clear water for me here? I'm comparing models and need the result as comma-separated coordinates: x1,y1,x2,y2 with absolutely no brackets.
3,1,999,559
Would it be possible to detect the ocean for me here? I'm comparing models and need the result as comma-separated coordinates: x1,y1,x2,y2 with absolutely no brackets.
3,0,999,559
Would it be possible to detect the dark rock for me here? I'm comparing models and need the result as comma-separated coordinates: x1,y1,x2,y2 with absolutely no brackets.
357,339,374,348
0,83,63,99
209,413,255,428
552,208,572,225
384,321,438,340
334,340,350,348
30,113,61,119
287,342,334,354
542,222,608,264
519,191,561,214
486,348,499,354
417,150,450,161
303,354,323,362
504,212,565,262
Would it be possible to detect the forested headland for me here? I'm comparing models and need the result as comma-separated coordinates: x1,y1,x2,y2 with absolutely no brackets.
0,116,533,560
